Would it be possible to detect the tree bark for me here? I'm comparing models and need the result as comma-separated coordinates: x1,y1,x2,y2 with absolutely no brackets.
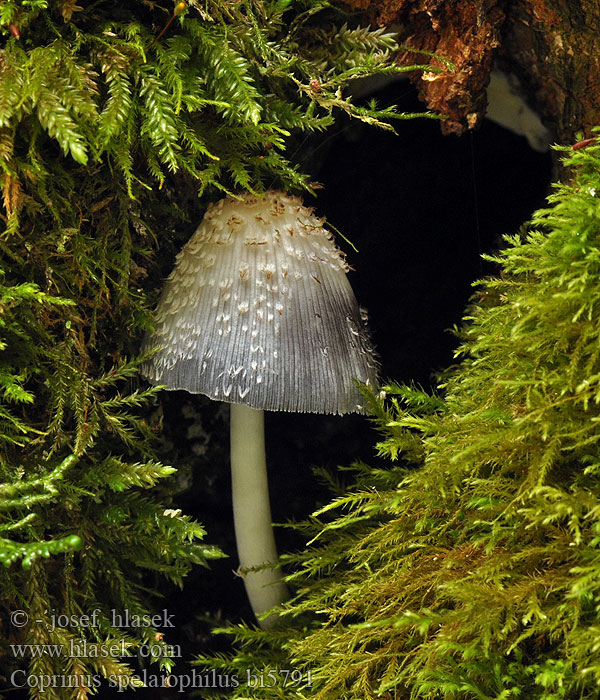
344,0,600,145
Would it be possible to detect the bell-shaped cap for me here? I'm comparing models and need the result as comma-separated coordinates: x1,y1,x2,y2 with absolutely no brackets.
142,190,378,414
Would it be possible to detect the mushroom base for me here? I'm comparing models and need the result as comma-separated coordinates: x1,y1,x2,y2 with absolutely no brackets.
230,403,289,627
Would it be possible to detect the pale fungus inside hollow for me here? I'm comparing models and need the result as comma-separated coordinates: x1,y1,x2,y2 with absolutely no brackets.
142,190,378,626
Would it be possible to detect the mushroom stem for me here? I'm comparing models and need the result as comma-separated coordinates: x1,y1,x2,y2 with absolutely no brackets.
230,403,288,627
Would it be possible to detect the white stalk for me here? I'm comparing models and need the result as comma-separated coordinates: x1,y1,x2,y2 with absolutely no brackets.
230,403,288,627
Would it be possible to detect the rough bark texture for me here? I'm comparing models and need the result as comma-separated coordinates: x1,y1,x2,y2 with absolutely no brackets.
345,0,600,144
501,0,600,145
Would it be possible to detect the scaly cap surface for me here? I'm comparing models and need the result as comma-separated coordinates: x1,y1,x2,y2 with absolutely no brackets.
142,190,378,414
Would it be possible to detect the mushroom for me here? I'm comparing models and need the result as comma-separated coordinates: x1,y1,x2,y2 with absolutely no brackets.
142,190,377,627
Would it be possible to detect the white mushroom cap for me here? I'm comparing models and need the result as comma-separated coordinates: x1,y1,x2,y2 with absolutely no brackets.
142,190,378,415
